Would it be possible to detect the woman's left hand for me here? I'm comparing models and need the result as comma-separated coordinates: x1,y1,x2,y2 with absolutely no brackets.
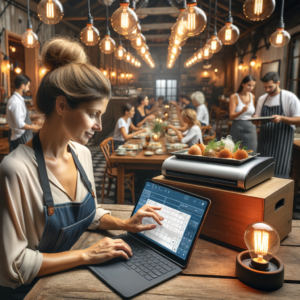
124,204,164,233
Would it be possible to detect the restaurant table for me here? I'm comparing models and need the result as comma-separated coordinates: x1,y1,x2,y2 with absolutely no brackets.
25,204,300,300
292,140,300,199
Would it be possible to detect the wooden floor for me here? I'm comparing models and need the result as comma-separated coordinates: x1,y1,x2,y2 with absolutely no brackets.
26,205,300,300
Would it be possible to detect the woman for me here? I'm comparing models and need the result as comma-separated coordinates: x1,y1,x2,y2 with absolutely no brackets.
132,95,155,127
113,103,146,149
0,37,163,299
191,91,209,127
168,109,203,147
229,75,257,152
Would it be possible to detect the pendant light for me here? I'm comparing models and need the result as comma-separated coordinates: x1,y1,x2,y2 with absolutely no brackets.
238,60,244,70
114,35,127,59
250,55,257,67
37,0,64,25
207,0,222,54
2,53,10,69
22,0,39,48
270,0,290,48
99,6,116,54
218,0,240,45
179,0,207,37
111,0,138,36
14,61,22,74
131,33,146,50
80,0,100,46
137,45,149,57
202,0,213,60
243,0,275,22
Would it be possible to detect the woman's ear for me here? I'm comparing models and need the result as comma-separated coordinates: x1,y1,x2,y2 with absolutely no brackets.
55,96,68,116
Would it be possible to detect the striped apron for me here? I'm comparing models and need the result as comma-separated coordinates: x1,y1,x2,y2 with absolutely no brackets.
257,91,294,178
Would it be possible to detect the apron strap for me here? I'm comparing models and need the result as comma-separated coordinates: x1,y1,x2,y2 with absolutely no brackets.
32,132,55,216
69,146,95,198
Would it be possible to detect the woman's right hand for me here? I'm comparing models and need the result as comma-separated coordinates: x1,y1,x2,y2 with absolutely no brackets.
81,237,132,265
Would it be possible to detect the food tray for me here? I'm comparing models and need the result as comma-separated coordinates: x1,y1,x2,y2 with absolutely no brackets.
171,149,260,165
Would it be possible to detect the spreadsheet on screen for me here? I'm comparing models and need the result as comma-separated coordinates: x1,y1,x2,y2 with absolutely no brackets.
133,182,208,259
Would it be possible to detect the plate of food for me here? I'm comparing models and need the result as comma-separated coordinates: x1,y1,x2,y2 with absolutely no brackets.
155,149,165,155
148,142,162,149
122,144,139,150
133,133,145,139
171,136,259,165
144,151,154,156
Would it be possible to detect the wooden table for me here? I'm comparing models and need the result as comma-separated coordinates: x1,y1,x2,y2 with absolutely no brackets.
26,204,300,300
292,140,300,199
110,151,170,204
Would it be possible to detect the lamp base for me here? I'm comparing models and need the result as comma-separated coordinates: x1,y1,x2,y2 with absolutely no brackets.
235,251,284,291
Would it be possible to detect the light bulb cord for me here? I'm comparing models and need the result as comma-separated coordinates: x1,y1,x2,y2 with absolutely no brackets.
106,6,110,35
278,0,285,28
213,0,217,36
207,0,211,41
87,0,93,24
226,0,233,23
119,34,122,46
26,0,32,29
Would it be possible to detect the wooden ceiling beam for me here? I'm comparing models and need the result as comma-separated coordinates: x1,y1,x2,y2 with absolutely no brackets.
64,17,108,21
74,0,88,10
136,7,180,16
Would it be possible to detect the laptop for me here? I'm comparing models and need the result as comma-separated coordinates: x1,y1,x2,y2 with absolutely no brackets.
88,180,211,299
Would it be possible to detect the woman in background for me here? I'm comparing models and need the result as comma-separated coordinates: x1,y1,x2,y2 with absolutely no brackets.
167,109,203,147
113,103,146,149
229,75,257,151
132,95,155,127
191,91,209,126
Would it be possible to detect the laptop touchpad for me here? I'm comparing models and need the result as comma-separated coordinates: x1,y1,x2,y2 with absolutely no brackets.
96,263,130,280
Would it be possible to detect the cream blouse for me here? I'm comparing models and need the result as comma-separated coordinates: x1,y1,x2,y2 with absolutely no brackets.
0,142,110,288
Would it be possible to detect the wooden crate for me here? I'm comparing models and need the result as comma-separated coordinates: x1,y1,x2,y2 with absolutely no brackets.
153,176,294,249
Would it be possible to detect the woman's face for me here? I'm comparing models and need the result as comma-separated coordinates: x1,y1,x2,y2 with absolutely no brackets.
242,81,256,93
127,107,135,118
62,98,109,145
142,96,149,106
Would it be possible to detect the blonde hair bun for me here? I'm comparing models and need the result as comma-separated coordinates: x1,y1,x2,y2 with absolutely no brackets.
41,37,88,71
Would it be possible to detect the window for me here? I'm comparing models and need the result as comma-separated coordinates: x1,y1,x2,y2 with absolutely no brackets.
287,33,300,98
156,79,177,101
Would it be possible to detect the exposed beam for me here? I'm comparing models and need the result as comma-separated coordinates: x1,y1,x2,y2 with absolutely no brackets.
64,17,108,21
81,2,101,15
136,7,180,16
74,0,88,10
141,23,174,30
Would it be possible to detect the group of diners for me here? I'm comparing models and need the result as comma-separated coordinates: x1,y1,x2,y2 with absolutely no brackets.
113,91,210,149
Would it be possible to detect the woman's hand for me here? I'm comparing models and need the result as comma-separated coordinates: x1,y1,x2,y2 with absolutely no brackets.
242,105,249,113
81,237,132,265
146,114,155,120
124,204,164,233
167,124,175,129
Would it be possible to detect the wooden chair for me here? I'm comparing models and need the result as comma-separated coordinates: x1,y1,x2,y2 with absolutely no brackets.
203,128,216,145
209,105,220,122
201,125,212,137
99,137,135,204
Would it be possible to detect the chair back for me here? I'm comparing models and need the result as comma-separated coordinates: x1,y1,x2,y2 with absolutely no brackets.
203,129,216,145
201,125,212,137
99,137,115,173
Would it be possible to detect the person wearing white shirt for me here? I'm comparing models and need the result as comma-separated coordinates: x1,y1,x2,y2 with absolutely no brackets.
113,103,146,149
191,91,209,126
252,72,300,177
167,108,203,148
6,74,39,152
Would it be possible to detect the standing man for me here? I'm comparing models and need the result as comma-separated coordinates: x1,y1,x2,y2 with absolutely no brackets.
253,72,300,178
6,74,38,152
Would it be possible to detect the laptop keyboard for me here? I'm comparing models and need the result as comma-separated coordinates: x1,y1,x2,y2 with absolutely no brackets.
121,237,177,281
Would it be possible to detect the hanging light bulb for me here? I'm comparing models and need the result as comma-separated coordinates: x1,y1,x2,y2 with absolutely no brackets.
99,6,116,54
270,0,290,48
238,60,244,70
111,0,138,36
37,0,64,25
22,1,39,48
219,0,240,45
138,45,149,56
131,56,135,65
114,45,126,60
243,0,275,22
14,61,22,74
80,0,100,46
179,0,207,37
202,44,213,60
103,69,108,76
2,54,10,69
125,23,141,40
208,0,222,54
131,33,146,49
250,56,257,66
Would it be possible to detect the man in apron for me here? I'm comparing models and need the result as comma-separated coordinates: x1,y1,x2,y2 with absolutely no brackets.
253,72,300,178
6,74,39,152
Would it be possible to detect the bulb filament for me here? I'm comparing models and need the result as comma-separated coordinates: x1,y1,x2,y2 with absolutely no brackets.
254,0,263,15
211,40,217,50
137,37,141,46
204,48,209,57
225,28,232,41
118,49,123,57
141,47,146,54
47,0,54,19
187,8,196,31
198,52,202,59
87,27,94,42
254,230,269,262
121,9,129,29
105,40,110,51
27,33,33,45
276,32,283,44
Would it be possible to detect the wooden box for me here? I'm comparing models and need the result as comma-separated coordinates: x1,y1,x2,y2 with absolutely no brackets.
153,176,294,249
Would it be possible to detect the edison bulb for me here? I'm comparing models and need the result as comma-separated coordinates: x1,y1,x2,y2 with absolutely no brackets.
270,28,290,48
103,70,108,76
179,5,207,37
250,58,256,66
125,52,132,62
125,23,141,40
37,0,64,25
21,29,39,48
80,24,100,46
202,44,213,60
197,49,203,62
243,0,275,22
131,34,146,49
114,45,126,60
219,23,240,45
138,45,149,56
171,22,187,40
131,56,136,65
238,64,243,70
207,35,222,53
111,2,138,35
14,62,22,74
99,35,116,54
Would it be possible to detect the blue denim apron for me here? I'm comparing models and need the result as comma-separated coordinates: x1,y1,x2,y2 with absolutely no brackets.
0,132,96,299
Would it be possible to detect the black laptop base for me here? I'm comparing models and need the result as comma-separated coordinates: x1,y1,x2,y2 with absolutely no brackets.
88,234,181,299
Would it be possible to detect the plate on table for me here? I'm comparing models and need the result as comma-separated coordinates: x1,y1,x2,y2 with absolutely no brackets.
122,144,139,150
155,149,165,155
247,117,275,121
115,151,127,156
169,143,189,150
144,151,154,156
168,129,176,136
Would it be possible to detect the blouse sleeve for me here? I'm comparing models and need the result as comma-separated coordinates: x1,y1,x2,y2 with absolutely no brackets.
0,158,43,288
181,127,198,144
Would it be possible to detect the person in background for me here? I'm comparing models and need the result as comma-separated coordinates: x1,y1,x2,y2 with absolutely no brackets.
6,74,39,152
253,72,300,178
178,95,186,110
113,103,147,149
132,95,155,127
157,96,165,108
191,91,209,127
229,75,257,152
167,109,203,147
145,95,157,115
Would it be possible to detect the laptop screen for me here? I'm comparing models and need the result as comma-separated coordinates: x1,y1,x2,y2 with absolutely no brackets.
131,181,209,261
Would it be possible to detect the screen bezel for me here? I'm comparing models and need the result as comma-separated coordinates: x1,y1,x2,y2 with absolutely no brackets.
128,179,211,269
